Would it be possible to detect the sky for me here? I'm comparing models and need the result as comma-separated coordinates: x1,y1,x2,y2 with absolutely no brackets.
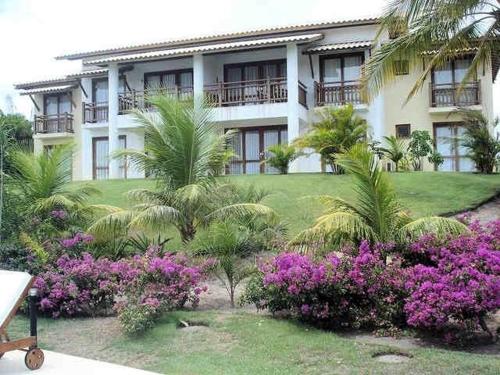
0,0,498,118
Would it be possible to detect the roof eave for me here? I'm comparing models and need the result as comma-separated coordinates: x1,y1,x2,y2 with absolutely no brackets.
55,17,379,61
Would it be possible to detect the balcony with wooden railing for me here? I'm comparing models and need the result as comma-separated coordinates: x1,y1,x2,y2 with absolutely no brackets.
34,113,74,134
118,87,194,112
204,78,289,107
83,102,109,123
314,80,363,107
430,81,480,107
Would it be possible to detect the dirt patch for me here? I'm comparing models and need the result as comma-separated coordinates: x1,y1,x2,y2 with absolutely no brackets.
347,333,423,351
198,278,257,313
373,353,411,363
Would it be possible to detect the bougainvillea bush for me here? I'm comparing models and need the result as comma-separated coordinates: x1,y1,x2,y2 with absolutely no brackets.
244,241,408,332
34,247,208,331
244,220,500,341
404,220,500,340
115,248,210,335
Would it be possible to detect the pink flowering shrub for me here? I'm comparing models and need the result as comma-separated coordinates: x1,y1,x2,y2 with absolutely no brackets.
245,220,500,341
34,253,125,317
34,247,208,329
244,241,408,331
404,220,500,338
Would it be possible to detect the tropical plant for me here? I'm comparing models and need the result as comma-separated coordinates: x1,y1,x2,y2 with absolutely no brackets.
362,0,500,101
294,104,367,174
264,144,301,174
194,222,257,307
89,97,276,243
428,151,445,169
408,130,433,171
292,143,466,254
382,135,406,172
459,109,500,174
8,145,98,216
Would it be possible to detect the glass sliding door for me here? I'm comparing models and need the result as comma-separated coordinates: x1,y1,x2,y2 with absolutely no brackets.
226,126,288,174
244,130,260,174
433,123,474,172
320,54,363,105
93,137,109,180
93,135,127,180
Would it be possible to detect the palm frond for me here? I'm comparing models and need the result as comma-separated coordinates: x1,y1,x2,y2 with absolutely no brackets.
397,216,468,242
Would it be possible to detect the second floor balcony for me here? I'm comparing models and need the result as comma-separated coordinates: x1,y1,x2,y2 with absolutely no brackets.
314,81,363,107
83,102,109,123
430,81,480,108
34,113,74,134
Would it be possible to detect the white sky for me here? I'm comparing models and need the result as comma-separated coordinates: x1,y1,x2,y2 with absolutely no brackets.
0,0,498,118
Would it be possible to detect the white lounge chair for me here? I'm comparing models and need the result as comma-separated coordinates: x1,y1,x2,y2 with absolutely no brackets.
0,270,44,370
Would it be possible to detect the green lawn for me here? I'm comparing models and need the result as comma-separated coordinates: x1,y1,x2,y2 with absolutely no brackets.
71,172,500,247
9,311,500,374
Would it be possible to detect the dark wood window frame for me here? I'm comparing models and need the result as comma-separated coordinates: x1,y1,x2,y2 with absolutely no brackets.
226,125,287,174
92,135,127,180
395,124,411,138
43,92,72,115
431,56,476,86
432,122,466,172
144,69,194,89
319,53,365,83
223,59,287,82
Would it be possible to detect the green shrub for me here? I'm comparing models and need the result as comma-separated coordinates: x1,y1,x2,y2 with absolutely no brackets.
118,304,159,335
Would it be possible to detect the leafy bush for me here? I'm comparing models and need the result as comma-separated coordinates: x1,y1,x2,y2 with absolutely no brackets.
264,144,301,174
407,130,433,171
34,253,125,318
243,241,408,331
427,151,444,169
114,248,208,334
404,220,500,340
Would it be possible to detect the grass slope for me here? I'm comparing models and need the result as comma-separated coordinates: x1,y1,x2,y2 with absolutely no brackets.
10,312,500,375
71,172,500,247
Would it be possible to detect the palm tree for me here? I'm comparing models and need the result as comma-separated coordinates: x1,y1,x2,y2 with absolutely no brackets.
459,109,500,174
294,104,367,174
292,144,466,254
382,135,406,172
89,97,276,243
264,144,302,174
9,144,98,214
363,0,499,101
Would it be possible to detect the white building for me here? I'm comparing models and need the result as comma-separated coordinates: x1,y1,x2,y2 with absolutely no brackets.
15,17,498,180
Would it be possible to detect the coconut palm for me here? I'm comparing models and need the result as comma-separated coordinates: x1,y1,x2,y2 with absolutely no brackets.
363,0,499,101
89,97,276,243
292,143,466,254
264,144,302,174
8,144,98,214
459,109,500,174
382,135,407,172
294,104,367,174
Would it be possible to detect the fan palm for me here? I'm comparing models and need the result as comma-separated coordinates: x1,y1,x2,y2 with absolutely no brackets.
8,144,98,214
382,135,407,172
363,0,500,101
294,104,367,174
89,96,276,243
292,143,466,254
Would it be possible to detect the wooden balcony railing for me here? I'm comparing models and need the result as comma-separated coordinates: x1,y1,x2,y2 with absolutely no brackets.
430,81,480,107
83,102,109,123
204,78,287,107
34,113,73,134
314,80,363,107
118,87,194,112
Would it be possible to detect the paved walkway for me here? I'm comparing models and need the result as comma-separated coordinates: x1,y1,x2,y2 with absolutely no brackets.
0,350,160,375
455,197,500,224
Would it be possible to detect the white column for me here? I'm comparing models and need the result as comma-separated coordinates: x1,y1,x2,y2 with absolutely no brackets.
370,93,385,142
108,63,120,179
193,54,205,110
286,43,300,173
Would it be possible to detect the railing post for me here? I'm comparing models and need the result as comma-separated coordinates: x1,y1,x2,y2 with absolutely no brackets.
266,78,271,103
219,82,223,107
